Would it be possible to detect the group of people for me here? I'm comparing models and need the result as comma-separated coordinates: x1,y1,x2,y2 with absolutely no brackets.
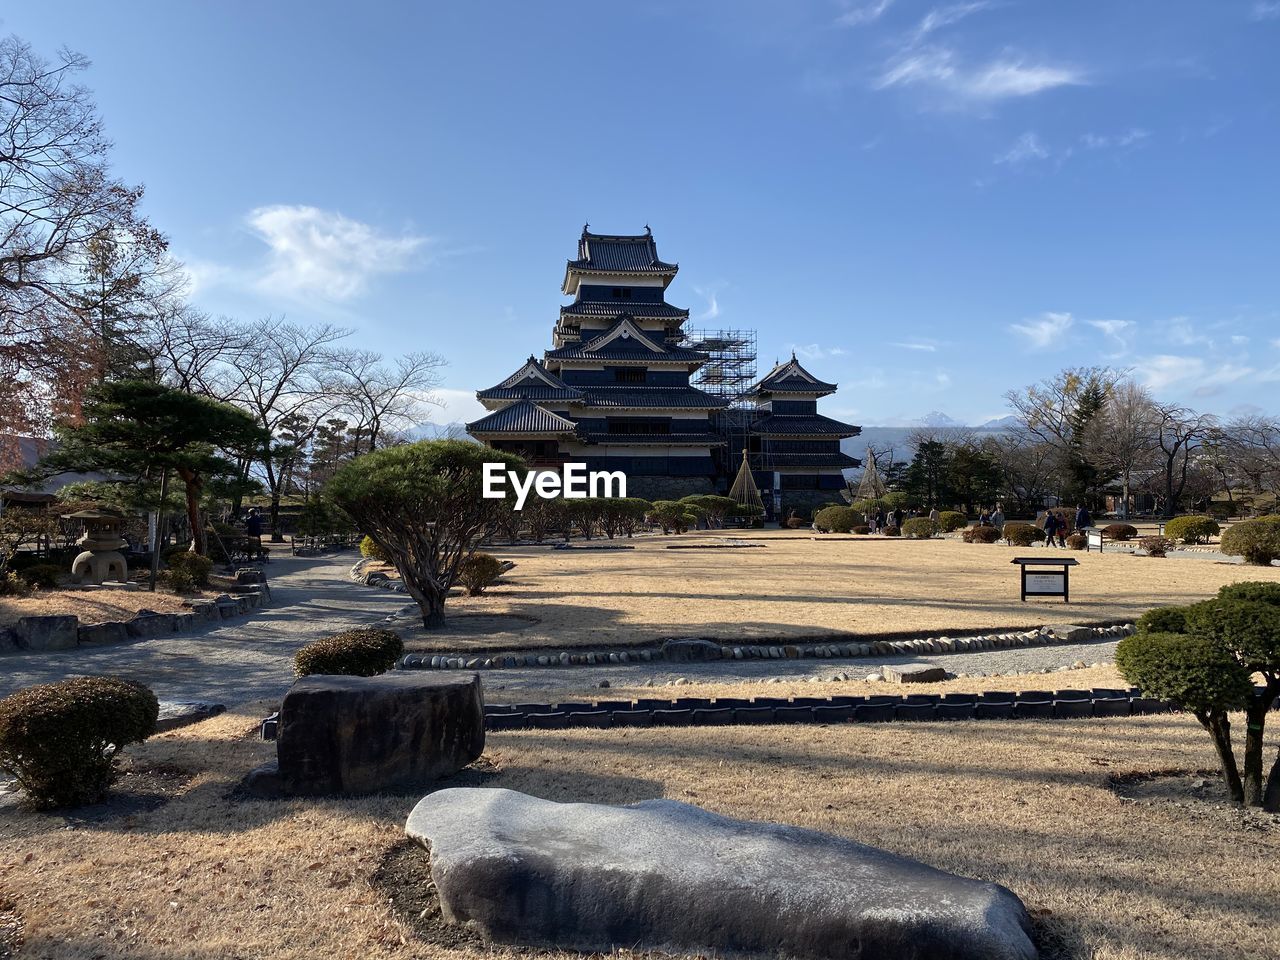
1041,504,1093,548
976,506,1006,529
868,505,905,533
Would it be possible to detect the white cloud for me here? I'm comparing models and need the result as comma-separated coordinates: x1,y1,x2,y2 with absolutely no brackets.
1272,338,1280,349
1009,311,1073,349
876,47,1084,101
836,0,894,27
1135,355,1255,395
913,2,991,42
248,205,428,301
1087,319,1135,355
1231,335,1250,346
179,256,233,298
995,132,1049,165
1168,316,1213,348
693,286,722,321
966,59,1084,98
1251,2,1280,21
890,338,939,352
1080,128,1150,150
792,343,845,360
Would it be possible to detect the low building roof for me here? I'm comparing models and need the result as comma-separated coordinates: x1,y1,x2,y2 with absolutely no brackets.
467,400,579,436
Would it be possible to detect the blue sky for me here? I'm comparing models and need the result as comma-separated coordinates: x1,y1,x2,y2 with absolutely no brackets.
6,1,1279,427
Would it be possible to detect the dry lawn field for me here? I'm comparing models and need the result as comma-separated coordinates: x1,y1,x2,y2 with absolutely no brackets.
0,589,197,628
400,531,1280,653
1,698,1276,960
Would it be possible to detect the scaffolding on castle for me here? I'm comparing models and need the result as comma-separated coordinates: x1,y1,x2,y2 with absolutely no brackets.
682,328,757,407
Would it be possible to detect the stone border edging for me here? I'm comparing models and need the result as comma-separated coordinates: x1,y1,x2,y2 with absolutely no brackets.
0,571,269,654
351,557,409,592
481,686,1173,731
398,622,1136,672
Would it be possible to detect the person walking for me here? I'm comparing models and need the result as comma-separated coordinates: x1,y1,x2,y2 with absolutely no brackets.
1054,511,1068,548
990,504,1005,530
1074,503,1092,534
892,506,904,530
245,507,266,561
928,506,939,524
1043,510,1058,548
873,507,886,534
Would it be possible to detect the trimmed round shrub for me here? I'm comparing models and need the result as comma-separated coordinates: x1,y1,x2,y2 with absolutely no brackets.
0,571,32,597
962,525,1001,544
1115,631,1255,712
814,506,859,534
1183,598,1280,667
1066,533,1087,550
1163,515,1220,545
1003,522,1046,547
883,525,901,537
0,676,158,809
166,551,213,588
851,524,871,535
161,567,197,593
19,563,62,589
1140,535,1174,557
1215,581,1280,606
359,535,389,562
1102,523,1138,541
1219,516,1280,566
294,628,404,677
1136,606,1189,635
458,552,503,596
936,511,968,533
900,517,940,539
785,517,809,529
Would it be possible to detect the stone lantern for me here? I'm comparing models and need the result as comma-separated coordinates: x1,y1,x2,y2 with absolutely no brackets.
66,508,129,586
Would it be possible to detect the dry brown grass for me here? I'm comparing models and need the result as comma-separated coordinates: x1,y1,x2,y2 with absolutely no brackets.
398,530,1280,653
1,700,1276,960
0,588,198,628
490,664,1132,707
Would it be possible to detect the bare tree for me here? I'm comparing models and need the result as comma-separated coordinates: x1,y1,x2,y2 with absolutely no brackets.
226,319,351,539
1093,378,1160,518
144,305,252,400
1151,403,1215,518
331,349,445,454
982,430,1062,513
0,35,167,440
1224,415,1280,501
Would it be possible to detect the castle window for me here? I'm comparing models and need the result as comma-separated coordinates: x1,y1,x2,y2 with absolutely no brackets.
613,368,645,383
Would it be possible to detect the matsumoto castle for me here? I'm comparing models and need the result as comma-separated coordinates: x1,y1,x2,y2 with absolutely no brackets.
467,226,861,515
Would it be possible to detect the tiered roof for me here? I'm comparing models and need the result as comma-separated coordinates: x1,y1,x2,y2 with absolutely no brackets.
467,400,579,437
476,357,584,403
562,226,679,293
545,317,708,364
753,413,858,437
752,354,839,396
559,300,689,320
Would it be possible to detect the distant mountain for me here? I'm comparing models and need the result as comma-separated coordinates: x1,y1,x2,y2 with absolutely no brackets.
405,421,475,442
840,414,1019,470
917,410,968,428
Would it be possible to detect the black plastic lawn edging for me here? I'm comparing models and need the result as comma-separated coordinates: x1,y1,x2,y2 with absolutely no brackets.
478,687,1181,732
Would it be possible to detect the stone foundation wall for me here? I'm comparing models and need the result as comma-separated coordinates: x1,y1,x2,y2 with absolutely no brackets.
626,476,715,501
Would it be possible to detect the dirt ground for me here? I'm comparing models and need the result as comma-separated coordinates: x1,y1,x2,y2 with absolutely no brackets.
394,530,1280,653
1,696,1275,960
0,588,199,628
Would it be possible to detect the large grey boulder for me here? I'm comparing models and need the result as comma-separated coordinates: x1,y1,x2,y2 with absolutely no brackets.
260,673,484,796
1050,624,1092,643
882,660,947,683
16,615,78,651
661,638,722,662
406,788,1037,960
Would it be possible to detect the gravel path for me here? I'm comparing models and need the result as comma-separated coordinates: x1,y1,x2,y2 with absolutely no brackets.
0,552,406,704
0,553,1124,704
476,638,1123,697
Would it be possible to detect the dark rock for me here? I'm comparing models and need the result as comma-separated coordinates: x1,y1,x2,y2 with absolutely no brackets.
0,626,18,651
77,621,129,646
406,788,1037,960
16,615,79,651
155,700,226,732
126,612,175,639
882,661,947,684
661,638,722,662
272,673,485,796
